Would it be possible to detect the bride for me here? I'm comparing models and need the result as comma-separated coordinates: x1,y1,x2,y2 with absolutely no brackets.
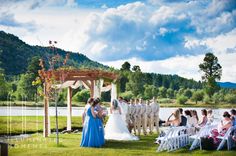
104,99,139,141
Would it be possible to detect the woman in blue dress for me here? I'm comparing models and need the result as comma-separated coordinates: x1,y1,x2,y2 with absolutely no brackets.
80,99,104,147
94,98,105,146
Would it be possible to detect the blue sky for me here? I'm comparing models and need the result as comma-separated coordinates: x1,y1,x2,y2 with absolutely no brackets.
0,0,236,82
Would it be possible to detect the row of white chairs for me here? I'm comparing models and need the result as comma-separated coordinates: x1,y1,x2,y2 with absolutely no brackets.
157,125,236,152
157,126,192,152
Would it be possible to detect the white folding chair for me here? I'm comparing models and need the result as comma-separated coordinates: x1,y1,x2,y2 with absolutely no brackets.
189,124,217,150
217,126,235,150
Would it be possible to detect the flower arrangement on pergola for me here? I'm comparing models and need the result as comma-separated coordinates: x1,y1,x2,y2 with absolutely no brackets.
38,68,119,137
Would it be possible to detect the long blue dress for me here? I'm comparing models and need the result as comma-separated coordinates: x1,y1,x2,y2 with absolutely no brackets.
95,104,105,145
80,107,103,147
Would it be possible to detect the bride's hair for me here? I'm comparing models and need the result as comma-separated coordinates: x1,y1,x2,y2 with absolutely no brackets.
112,99,118,109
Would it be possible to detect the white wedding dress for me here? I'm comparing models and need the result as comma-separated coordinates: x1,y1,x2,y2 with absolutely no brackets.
104,107,139,141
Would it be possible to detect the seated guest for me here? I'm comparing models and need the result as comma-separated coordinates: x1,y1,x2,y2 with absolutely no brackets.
230,109,236,127
166,109,181,127
191,110,199,127
219,111,232,131
179,108,187,126
230,109,236,142
207,109,214,124
185,110,194,127
211,111,232,144
199,109,208,127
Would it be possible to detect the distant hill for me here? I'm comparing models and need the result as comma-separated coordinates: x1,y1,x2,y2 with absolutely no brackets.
218,82,236,89
0,31,204,90
0,31,108,76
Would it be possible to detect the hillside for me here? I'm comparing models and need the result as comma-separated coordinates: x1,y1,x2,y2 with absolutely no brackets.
0,31,108,76
218,82,236,89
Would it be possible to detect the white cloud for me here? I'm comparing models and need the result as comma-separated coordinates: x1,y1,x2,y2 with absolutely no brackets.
102,52,236,82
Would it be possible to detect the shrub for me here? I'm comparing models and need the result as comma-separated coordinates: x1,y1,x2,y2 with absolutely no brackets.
191,90,204,104
224,94,236,104
203,95,211,104
119,91,134,100
177,95,188,104
72,89,90,103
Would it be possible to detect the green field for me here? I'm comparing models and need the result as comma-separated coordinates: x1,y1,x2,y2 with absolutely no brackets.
1,116,236,156
0,116,83,135
6,133,236,156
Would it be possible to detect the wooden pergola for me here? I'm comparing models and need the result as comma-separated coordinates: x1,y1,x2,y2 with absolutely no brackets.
42,69,119,137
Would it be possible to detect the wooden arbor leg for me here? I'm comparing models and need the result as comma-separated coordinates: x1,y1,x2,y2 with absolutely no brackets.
90,80,95,98
67,87,72,131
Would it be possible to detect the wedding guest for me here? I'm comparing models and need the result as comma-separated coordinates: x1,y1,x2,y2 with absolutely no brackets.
211,111,232,143
191,110,199,127
82,98,94,125
207,109,214,124
140,98,147,135
178,108,187,126
199,109,208,127
94,98,105,145
80,99,103,147
184,110,194,127
230,109,236,142
166,109,181,127
230,109,236,126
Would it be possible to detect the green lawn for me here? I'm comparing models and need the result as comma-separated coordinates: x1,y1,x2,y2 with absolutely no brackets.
1,116,236,156
7,133,236,156
0,116,83,135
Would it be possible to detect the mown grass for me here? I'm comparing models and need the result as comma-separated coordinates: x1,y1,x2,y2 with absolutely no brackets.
0,116,83,135
7,133,236,156
1,116,236,156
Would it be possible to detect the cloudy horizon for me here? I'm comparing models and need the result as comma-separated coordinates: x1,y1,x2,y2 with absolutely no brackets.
0,0,236,82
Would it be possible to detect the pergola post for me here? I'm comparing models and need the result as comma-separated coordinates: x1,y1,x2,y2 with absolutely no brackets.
43,82,50,137
67,86,72,131
111,82,117,102
90,80,95,98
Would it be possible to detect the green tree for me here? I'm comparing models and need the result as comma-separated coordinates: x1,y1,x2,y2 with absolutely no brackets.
166,88,174,99
119,91,134,100
184,89,192,99
132,65,141,72
72,89,90,103
126,72,145,97
144,85,158,99
177,95,188,104
16,73,36,100
191,90,204,104
0,70,10,100
121,61,131,71
199,53,222,97
224,93,236,104
158,87,167,98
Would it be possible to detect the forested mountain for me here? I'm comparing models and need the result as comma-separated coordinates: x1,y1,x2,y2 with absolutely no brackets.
0,31,108,77
218,82,236,89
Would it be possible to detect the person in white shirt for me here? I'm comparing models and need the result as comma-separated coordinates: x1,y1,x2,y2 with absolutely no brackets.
146,100,152,134
151,97,160,133
207,109,214,124
130,99,136,134
135,99,142,136
140,98,147,135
